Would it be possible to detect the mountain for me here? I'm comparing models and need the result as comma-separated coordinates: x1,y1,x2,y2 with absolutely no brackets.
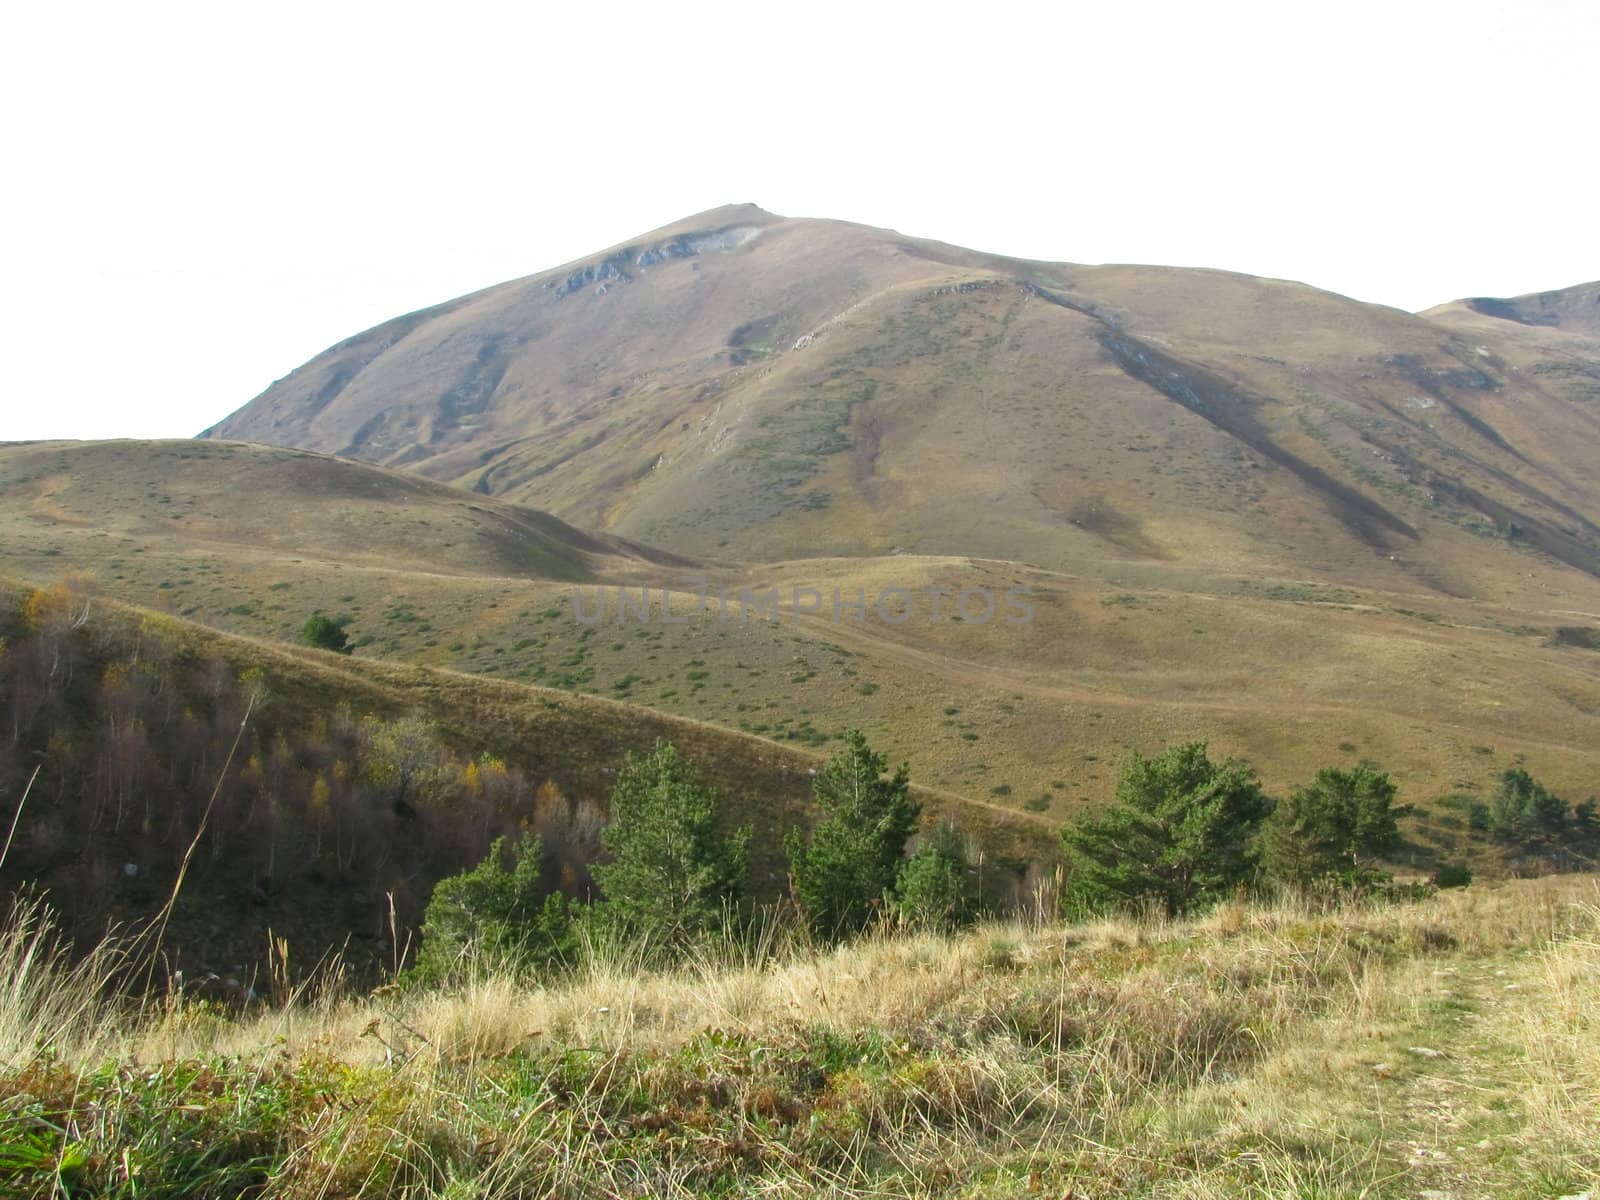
205,207,1600,604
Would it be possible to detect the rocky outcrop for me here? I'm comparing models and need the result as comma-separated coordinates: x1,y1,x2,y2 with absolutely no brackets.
550,224,763,298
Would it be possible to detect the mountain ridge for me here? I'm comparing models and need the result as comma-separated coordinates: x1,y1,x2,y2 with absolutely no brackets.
1425,280,1600,337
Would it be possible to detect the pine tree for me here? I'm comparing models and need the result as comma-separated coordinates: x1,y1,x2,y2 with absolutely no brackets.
1060,742,1270,917
591,741,749,948
785,729,919,940
413,833,573,981
893,821,976,931
1490,768,1568,842
1260,765,1399,887
1574,797,1598,843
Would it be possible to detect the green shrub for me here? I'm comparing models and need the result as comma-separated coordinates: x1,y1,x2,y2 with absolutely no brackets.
301,612,352,654
1261,766,1399,887
1432,862,1473,889
1550,625,1600,650
1574,797,1598,841
1489,768,1568,842
893,822,977,931
412,833,574,983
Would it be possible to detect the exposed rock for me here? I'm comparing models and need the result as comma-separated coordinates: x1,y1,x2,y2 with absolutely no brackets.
552,224,763,299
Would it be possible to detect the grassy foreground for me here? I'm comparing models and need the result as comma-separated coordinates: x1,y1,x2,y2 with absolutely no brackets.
2,879,1597,1198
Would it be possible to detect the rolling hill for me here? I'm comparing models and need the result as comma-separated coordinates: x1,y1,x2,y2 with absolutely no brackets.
0,438,684,582
1427,279,1600,337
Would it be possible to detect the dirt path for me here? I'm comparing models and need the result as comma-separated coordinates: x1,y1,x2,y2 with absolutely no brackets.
1372,943,1597,1198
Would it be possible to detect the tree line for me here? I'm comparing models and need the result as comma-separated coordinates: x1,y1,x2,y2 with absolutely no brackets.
412,727,1598,983
0,582,605,971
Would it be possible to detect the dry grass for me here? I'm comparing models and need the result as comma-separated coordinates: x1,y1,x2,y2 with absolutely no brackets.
2,877,1596,1197
0,895,130,1070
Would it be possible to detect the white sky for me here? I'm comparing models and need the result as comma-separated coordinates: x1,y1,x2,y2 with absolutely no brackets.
2,0,1595,442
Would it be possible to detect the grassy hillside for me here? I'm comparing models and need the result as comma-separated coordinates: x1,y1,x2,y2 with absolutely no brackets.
5,441,1599,835
4,876,1595,1197
0,579,1046,978
182,209,1600,824
0,439,687,583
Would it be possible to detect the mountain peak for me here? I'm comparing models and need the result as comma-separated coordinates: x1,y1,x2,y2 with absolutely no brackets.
614,203,786,248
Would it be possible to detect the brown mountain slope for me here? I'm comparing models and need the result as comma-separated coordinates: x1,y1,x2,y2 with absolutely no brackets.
1424,282,1600,417
204,209,1600,602
1427,280,1600,337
